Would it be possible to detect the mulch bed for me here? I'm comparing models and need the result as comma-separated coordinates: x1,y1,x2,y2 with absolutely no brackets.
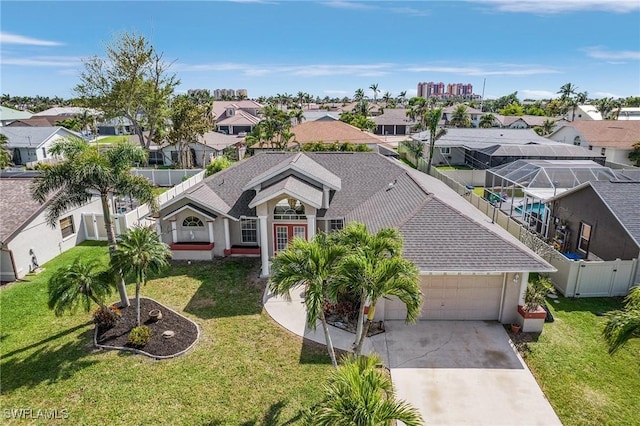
96,298,199,358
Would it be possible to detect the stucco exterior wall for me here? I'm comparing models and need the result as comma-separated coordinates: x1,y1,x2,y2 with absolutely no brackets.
5,197,101,280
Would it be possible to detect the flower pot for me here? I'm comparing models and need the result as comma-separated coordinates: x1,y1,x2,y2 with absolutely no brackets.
511,323,521,334
149,309,162,322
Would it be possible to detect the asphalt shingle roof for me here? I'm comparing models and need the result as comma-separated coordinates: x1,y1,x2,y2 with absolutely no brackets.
553,121,640,149
167,152,553,272
0,178,46,243
249,176,323,208
589,181,640,247
0,126,79,148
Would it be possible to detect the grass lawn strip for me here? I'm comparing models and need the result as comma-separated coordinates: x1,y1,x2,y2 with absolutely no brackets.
0,242,332,425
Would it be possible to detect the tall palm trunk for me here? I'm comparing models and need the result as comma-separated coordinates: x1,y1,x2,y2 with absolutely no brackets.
135,281,141,326
319,310,338,368
355,304,376,356
354,293,367,348
101,193,130,307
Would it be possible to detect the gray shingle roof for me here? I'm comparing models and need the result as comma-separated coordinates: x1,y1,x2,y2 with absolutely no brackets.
479,143,602,158
412,128,557,147
249,176,323,208
165,152,553,272
244,153,341,191
0,178,46,243
372,108,416,126
589,181,640,247
0,126,79,148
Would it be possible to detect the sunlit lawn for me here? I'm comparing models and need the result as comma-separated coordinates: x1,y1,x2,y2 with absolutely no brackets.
522,296,640,425
0,242,331,425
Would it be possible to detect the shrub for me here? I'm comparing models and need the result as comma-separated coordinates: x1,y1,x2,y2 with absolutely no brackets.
205,156,232,176
93,305,121,328
128,325,152,347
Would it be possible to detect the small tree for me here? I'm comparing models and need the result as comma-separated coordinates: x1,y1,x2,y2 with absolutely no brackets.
0,134,12,169
603,286,640,354
205,156,232,176
48,258,116,317
628,141,640,166
110,226,171,326
308,354,424,426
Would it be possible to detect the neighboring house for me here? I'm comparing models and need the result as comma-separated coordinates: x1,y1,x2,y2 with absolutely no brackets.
411,128,604,169
98,117,134,136
372,108,416,135
0,126,81,166
292,120,386,146
157,131,246,167
442,105,483,127
545,180,640,292
494,115,555,129
156,152,553,324
548,121,640,166
0,106,32,127
0,172,103,282
302,111,340,122
6,116,66,127
570,105,603,121
213,100,263,135
618,107,640,121
32,107,99,117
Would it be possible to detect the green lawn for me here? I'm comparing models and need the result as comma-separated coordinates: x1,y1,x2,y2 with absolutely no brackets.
521,296,640,425
435,165,472,171
0,242,331,425
92,135,130,145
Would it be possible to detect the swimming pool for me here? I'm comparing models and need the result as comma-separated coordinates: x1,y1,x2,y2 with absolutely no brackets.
515,202,546,215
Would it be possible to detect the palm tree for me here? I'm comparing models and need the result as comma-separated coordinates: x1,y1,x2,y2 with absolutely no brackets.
595,97,614,120
309,354,424,426
110,226,171,326
353,88,365,102
603,286,640,354
479,113,495,128
381,91,392,105
449,105,471,128
557,83,578,121
48,258,116,317
370,83,380,104
0,134,12,169
425,108,447,175
269,233,345,368
31,138,158,307
541,118,556,136
332,222,403,347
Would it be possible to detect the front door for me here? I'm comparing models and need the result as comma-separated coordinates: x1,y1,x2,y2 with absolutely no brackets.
274,224,307,252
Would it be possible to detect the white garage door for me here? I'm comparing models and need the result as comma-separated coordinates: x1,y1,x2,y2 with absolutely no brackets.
385,275,504,321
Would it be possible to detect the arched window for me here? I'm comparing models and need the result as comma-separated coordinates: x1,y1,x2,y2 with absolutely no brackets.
573,136,581,146
183,216,204,227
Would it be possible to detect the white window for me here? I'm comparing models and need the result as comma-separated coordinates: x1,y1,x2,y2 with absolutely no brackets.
578,222,591,254
275,226,289,251
329,219,344,232
440,147,451,155
293,226,306,240
241,219,257,243
600,147,606,156
183,216,204,227
60,216,75,238
573,136,581,146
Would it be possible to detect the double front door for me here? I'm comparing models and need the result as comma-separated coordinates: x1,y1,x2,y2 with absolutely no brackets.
274,224,307,252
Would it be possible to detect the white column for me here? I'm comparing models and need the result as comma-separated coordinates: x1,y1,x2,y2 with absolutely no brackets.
208,221,215,244
92,213,99,241
114,216,121,235
223,218,231,250
516,272,528,306
171,220,177,243
259,216,269,277
155,220,162,241
322,186,330,209
307,214,316,240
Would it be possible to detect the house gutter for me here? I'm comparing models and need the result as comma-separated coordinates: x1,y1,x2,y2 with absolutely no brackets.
498,273,508,322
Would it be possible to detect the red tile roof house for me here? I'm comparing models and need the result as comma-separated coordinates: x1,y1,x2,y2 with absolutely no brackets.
156,151,554,325
549,121,640,167
213,100,263,136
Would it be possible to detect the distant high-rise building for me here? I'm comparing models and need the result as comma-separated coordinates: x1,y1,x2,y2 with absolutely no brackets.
213,89,249,100
236,89,248,99
418,81,474,99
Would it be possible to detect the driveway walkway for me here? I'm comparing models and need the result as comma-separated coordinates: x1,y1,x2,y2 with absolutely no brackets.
263,288,561,425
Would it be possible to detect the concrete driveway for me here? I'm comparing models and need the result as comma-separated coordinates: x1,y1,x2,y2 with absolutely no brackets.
382,321,561,426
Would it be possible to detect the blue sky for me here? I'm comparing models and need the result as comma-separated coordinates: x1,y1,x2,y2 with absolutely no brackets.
1,0,639,100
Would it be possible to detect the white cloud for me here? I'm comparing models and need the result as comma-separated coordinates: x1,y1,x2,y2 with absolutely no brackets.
389,7,430,17
406,64,560,76
470,0,640,14
322,1,375,10
406,66,481,73
520,89,557,99
323,89,349,95
1,56,80,67
583,46,640,60
0,32,63,46
593,91,625,99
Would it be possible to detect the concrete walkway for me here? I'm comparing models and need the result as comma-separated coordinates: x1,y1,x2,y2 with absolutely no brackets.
263,287,561,425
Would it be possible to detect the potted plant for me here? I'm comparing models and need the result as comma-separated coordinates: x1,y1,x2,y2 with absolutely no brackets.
149,309,163,322
517,276,554,333
510,323,521,333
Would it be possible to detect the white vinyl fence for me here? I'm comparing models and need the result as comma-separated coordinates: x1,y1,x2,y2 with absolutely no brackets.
83,169,206,239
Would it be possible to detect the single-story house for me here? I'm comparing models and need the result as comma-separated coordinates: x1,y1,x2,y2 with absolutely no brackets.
372,108,416,136
213,100,263,135
155,131,246,166
98,117,134,136
442,105,483,127
495,115,555,129
32,107,99,117
6,116,68,127
302,111,340,122
0,106,32,127
548,121,640,166
0,171,103,282
0,126,81,166
156,152,554,324
411,128,604,169
544,179,640,294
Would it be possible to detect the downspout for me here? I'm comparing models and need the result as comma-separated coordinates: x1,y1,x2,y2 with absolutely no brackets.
498,273,507,323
